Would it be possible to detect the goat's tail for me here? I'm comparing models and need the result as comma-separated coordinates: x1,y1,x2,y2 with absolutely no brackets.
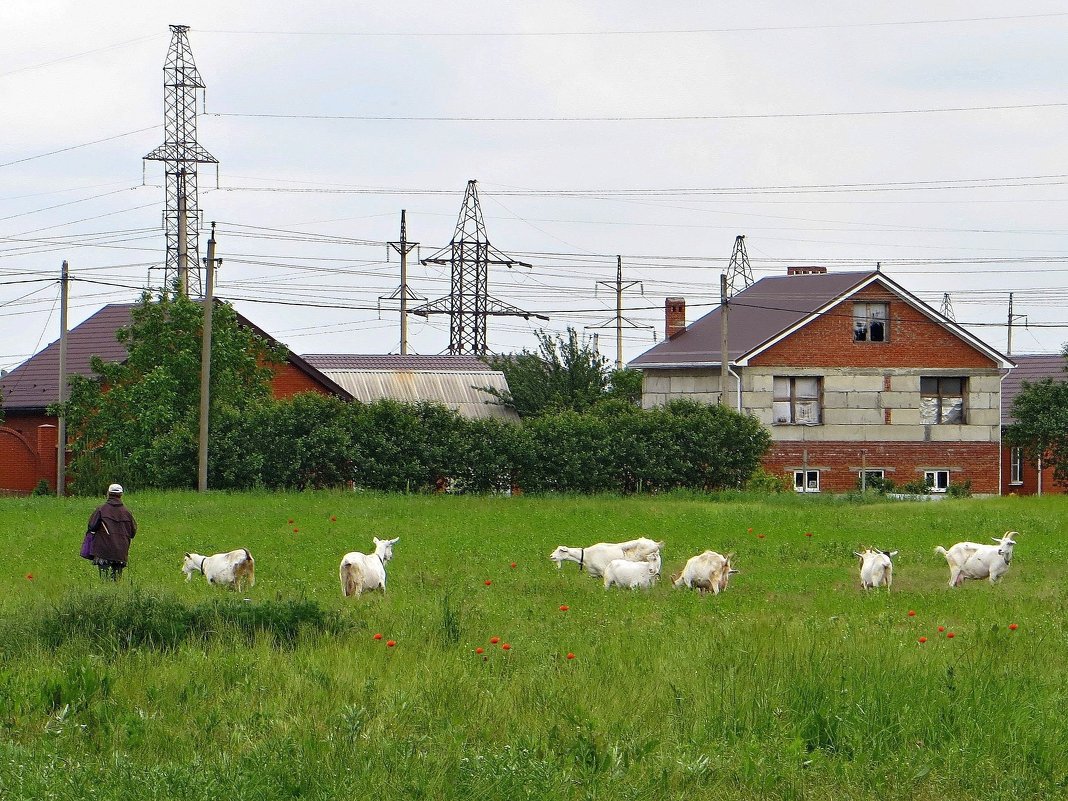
340,560,363,598
236,550,255,589
934,545,948,559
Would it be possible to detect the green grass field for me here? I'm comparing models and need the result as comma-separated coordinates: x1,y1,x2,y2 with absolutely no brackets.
0,490,1065,800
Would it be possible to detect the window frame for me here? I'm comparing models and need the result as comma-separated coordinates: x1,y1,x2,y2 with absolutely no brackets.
920,376,967,425
924,469,950,493
1009,447,1023,485
853,302,889,343
794,470,820,493
773,376,823,425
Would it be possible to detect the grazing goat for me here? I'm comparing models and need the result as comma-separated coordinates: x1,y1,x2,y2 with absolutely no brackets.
182,549,255,591
340,537,399,597
549,537,663,578
671,551,737,595
854,548,898,590
935,531,1017,588
604,550,662,590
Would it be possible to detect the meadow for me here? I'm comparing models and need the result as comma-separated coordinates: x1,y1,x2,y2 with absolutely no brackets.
0,490,1065,800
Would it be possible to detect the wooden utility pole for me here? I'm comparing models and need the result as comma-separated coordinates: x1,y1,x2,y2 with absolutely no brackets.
197,224,220,492
56,260,69,496
720,273,730,405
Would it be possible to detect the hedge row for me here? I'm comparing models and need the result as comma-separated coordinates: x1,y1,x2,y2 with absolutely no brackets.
71,395,771,495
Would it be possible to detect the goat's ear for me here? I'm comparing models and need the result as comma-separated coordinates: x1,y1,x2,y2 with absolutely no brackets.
992,537,1003,542
853,552,863,558
656,541,665,549
888,550,899,558
390,537,400,544
725,552,735,561
373,537,382,545
184,552,191,559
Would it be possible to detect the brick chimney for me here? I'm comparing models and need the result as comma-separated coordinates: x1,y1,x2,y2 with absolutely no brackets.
665,297,686,339
787,266,827,276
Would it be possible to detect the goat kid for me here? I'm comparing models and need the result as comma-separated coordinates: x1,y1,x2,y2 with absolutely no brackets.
340,537,399,597
182,549,256,591
854,548,898,590
603,550,662,590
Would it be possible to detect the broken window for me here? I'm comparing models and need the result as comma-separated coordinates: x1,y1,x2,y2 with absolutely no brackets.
773,376,822,425
920,377,965,424
853,302,888,342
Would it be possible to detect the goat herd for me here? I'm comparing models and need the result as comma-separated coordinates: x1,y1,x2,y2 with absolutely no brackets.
178,531,1019,596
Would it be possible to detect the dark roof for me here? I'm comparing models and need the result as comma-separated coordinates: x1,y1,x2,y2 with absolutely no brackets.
302,354,491,371
630,271,877,368
1,302,353,412
1001,354,1067,425
1,304,133,411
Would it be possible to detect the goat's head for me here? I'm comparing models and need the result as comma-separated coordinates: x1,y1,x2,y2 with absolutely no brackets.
181,552,202,581
373,536,399,563
549,546,570,568
720,558,739,592
994,531,1018,558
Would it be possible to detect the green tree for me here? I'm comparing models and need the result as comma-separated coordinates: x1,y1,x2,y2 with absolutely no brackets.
1005,369,1068,487
55,292,286,493
605,368,643,406
483,327,611,417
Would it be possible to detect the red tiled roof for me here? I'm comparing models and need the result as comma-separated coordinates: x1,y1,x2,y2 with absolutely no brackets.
301,354,491,371
1001,354,1067,425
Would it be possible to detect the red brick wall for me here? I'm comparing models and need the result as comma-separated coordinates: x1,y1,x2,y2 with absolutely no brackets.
270,363,334,399
751,285,997,369
1002,447,1066,495
765,440,1000,494
0,416,54,494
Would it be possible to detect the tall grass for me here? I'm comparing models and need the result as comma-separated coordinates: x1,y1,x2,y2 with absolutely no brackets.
0,491,1065,799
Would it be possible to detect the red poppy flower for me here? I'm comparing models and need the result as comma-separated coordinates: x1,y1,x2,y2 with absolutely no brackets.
387,640,396,647
747,527,753,533
559,605,569,611
946,632,955,639
937,626,945,632
567,652,575,660
1009,623,1019,631
25,573,33,580
475,647,484,654
502,643,511,651
918,637,927,643
330,516,337,522
293,528,299,533
484,580,492,586
908,610,916,617
757,534,765,539
805,532,812,537
490,636,500,644
288,519,294,524
373,633,383,640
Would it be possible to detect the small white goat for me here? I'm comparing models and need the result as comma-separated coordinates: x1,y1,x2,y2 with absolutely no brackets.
340,537,399,597
549,537,663,578
182,549,256,591
854,548,898,590
935,531,1017,588
671,550,737,595
603,550,662,590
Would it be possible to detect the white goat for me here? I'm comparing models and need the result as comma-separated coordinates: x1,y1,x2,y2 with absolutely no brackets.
549,537,663,578
854,548,898,590
935,531,1017,588
671,551,737,595
603,550,662,590
340,537,399,597
182,549,256,591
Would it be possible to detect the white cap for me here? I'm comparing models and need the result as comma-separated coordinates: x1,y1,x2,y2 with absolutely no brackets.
108,483,124,495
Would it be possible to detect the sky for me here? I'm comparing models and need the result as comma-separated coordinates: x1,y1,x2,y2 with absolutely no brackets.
4,1,1068,374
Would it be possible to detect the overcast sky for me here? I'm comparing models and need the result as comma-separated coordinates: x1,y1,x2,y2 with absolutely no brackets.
4,1,1068,373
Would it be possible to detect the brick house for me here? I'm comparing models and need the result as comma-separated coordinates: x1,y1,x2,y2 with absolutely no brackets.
0,303,353,494
630,268,1014,495
1000,354,1067,495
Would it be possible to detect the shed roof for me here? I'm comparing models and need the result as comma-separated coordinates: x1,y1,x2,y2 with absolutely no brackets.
318,368,519,421
302,354,488,371
1001,354,1067,426
0,302,353,412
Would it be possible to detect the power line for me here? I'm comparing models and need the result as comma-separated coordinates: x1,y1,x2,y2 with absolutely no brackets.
0,126,161,169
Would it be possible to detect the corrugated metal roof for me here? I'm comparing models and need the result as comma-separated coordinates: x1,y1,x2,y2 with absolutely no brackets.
320,369,519,421
1001,354,1067,425
303,354,489,371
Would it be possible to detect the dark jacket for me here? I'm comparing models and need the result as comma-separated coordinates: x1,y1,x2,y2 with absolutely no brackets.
88,498,137,563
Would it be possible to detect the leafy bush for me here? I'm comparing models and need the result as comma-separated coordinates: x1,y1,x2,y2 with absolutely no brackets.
899,479,932,496
747,468,790,493
856,474,895,494
947,479,973,498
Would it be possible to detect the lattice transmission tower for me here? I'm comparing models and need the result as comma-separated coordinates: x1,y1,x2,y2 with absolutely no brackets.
413,180,545,355
939,292,956,322
725,234,754,296
144,24,217,298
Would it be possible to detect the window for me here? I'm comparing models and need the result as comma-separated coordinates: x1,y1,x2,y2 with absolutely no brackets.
853,302,888,342
860,469,884,486
773,376,822,425
920,377,965,424
924,470,950,493
794,470,820,493
1010,447,1023,485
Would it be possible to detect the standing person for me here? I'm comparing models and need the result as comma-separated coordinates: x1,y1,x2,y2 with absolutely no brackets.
86,483,137,581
